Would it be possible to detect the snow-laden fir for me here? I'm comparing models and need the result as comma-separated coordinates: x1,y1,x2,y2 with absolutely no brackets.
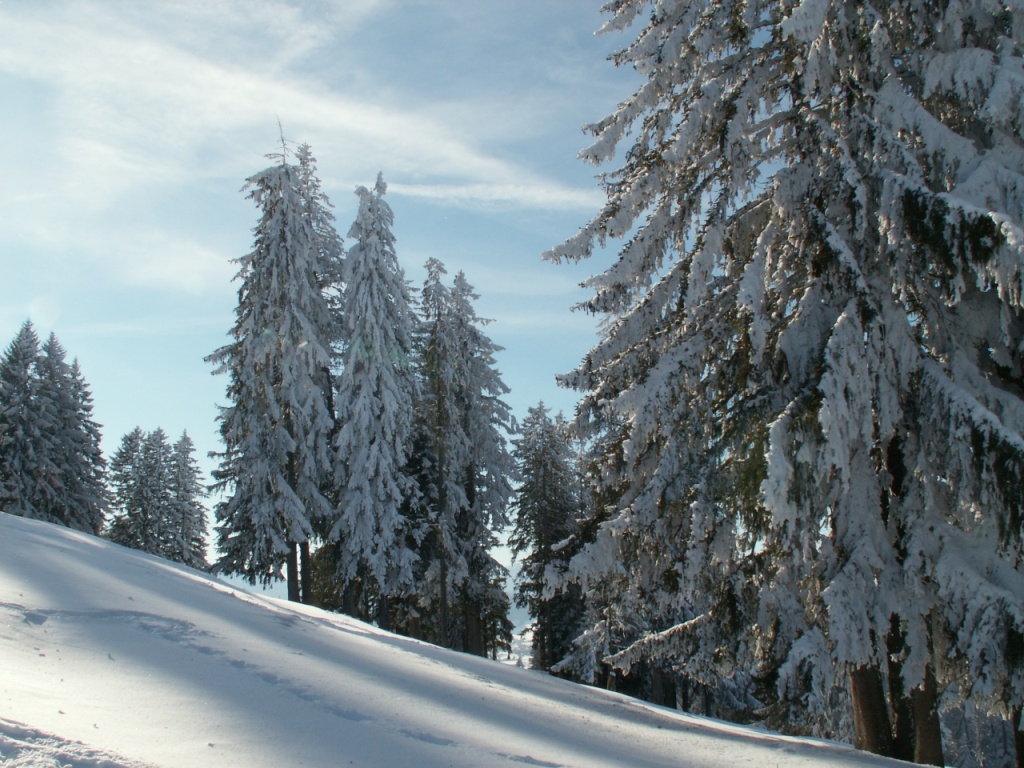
206,149,339,600
544,0,1024,762
0,512,911,768
107,428,208,570
509,403,583,672
413,258,516,653
330,172,420,616
0,322,106,535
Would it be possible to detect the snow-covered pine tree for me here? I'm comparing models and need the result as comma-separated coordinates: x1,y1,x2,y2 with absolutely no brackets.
414,260,515,655
415,258,469,647
509,403,584,671
449,270,516,657
107,427,147,549
295,143,345,344
0,321,50,520
208,150,337,602
34,334,107,533
139,428,174,555
0,323,106,533
547,1,1024,763
167,431,208,569
108,428,173,557
63,358,108,532
329,173,420,627
107,428,205,567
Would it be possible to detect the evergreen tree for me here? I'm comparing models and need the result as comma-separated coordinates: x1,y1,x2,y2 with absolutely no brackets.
107,427,147,549
449,270,516,657
61,357,108,533
415,258,469,648
295,143,344,319
108,428,172,556
107,428,207,568
139,428,174,554
329,173,420,625
0,321,49,520
0,323,106,533
548,1,1024,763
509,403,583,671
208,150,337,602
34,334,108,533
167,431,208,569
414,260,515,655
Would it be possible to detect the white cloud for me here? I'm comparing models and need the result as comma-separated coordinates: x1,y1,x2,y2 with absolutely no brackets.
388,182,601,211
0,0,617,314
0,0,602,217
104,231,238,296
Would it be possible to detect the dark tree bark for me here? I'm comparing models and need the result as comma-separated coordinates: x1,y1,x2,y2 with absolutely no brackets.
437,530,449,648
299,540,311,605
650,667,676,708
1013,706,1023,768
376,594,391,632
911,664,943,766
849,665,895,757
463,601,485,657
886,619,915,762
287,542,300,603
341,578,362,619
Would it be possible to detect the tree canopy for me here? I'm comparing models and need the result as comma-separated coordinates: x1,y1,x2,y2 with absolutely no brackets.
546,0,1024,763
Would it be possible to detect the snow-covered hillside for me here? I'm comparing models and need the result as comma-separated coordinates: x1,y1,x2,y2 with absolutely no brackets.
0,513,902,767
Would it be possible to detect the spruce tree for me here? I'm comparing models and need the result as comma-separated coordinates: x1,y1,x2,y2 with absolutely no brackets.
167,431,208,569
295,143,344,319
0,321,49,520
35,334,107,533
108,428,172,556
208,149,337,601
61,357,108,533
549,1,1024,762
107,427,147,549
139,428,174,554
415,260,515,654
509,403,583,671
449,270,515,657
107,427,207,568
329,173,420,625
0,323,106,533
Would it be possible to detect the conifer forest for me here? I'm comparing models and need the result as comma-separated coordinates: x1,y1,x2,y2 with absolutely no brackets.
2,2,1024,766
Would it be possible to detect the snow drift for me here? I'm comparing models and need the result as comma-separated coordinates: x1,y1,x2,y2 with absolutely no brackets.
0,513,900,767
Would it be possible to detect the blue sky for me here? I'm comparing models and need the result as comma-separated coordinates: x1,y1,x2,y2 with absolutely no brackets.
0,1,638,506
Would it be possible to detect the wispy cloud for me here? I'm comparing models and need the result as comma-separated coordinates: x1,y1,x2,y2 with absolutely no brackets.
388,182,601,211
0,0,602,220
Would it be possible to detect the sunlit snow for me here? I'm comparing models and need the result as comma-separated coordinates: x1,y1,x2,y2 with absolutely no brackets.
0,513,902,767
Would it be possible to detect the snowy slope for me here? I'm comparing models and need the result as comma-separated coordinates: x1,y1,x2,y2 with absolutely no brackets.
0,513,902,768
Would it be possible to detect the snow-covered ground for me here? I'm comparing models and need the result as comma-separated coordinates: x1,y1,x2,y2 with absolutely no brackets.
0,512,904,767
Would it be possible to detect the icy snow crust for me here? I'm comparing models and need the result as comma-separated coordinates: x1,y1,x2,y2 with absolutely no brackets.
0,513,901,767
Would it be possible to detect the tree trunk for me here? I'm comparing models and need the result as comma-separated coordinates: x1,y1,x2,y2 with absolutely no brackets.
886,618,915,762
286,542,300,603
849,665,895,757
407,612,421,640
299,540,311,605
464,599,485,657
1013,705,1023,768
650,667,676,708
376,593,391,632
535,602,550,670
437,529,449,648
910,664,943,767
679,678,691,713
341,578,361,619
